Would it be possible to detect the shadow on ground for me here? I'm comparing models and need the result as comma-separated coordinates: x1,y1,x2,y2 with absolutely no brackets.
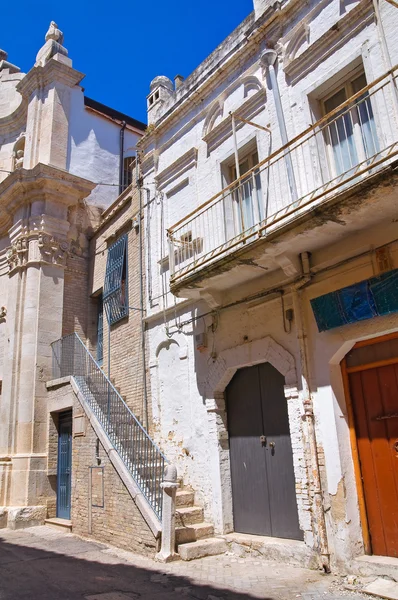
0,530,272,600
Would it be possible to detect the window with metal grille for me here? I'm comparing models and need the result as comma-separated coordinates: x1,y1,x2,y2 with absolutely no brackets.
123,156,136,190
103,234,128,325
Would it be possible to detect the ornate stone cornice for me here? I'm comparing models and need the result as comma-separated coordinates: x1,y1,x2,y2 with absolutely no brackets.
0,163,96,234
16,59,85,98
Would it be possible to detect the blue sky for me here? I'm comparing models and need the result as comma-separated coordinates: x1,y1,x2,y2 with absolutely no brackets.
1,0,253,124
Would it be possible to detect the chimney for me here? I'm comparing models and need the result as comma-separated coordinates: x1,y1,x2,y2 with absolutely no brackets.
147,75,175,125
174,75,185,89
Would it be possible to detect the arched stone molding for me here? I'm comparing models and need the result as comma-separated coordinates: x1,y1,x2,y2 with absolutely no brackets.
205,335,297,401
202,102,223,138
283,22,310,69
0,93,27,136
203,336,312,541
242,75,263,98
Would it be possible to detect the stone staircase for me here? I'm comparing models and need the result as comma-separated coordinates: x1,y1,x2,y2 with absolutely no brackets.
108,380,227,561
53,334,225,562
175,483,227,561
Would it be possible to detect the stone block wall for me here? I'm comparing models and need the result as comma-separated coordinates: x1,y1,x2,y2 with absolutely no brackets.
71,393,157,557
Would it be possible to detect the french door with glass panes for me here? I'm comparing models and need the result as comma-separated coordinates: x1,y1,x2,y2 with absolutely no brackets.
323,72,379,178
229,150,263,233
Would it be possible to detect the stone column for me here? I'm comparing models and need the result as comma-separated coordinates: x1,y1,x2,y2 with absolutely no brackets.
6,221,69,508
0,165,95,525
156,464,179,562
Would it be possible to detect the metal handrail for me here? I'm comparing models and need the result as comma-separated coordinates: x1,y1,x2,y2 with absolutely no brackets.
168,66,398,282
51,332,168,521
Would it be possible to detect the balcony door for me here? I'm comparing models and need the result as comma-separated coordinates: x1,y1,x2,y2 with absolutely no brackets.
323,73,379,178
229,150,263,234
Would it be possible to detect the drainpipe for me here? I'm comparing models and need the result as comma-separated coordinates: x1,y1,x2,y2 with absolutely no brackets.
138,176,149,431
119,121,126,196
261,49,298,202
291,252,330,573
231,114,241,180
372,0,398,120
373,0,393,70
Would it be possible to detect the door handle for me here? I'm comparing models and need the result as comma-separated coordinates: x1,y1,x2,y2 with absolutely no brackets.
260,435,267,446
393,441,398,453
269,441,275,455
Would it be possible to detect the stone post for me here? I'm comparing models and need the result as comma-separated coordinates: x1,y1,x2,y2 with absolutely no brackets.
155,463,179,562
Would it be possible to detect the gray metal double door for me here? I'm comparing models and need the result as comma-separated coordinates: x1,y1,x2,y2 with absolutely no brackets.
227,362,302,540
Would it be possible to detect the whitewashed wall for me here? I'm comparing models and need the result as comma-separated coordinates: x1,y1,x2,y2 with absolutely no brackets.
68,88,140,208
143,0,398,567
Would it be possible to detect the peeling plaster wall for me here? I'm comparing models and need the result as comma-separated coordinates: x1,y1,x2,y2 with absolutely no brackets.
148,248,398,565
68,89,141,208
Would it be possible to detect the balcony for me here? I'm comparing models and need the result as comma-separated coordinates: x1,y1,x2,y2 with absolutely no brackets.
168,67,398,296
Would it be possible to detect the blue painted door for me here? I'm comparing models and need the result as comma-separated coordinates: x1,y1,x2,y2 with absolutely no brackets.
57,411,72,519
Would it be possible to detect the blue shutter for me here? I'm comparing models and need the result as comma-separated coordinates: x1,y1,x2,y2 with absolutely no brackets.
103,234,129,325
97,294,104,364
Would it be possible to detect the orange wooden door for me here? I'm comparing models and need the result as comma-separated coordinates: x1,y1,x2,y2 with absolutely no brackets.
349,363,398,557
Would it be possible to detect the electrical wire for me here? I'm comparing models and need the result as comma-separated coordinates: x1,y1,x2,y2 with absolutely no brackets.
159,237,398,331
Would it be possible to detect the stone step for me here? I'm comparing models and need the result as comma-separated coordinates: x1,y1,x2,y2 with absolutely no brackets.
175,506,204,527
44,518,72,533
178,537,227,561
176,522,214,544
176,490,194,508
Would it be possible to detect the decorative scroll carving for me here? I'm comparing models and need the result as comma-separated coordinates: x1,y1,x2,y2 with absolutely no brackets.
7,234,69,272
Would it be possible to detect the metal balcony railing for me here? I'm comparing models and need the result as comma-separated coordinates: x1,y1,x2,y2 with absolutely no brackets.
168,67,398,283
51,332,168,521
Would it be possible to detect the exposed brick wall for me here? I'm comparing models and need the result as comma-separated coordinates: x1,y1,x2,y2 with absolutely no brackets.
62,203,99,339
62,258,89,338
71,393,157,557
89,186,152,429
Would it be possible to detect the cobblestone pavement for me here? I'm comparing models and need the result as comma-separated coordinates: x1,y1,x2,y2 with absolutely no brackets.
0,527,368,600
